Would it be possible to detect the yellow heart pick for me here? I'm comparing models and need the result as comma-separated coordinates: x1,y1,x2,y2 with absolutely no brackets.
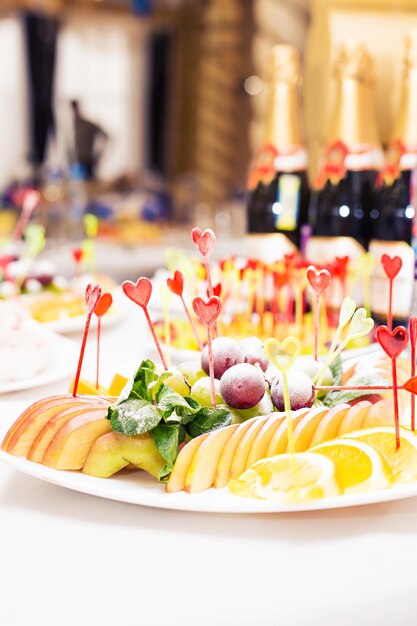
339,297,356,329
348,308,374,339
265,336,301,372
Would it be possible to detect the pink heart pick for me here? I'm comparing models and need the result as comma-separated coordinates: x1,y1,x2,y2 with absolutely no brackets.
191,228,216,257
376,325,409,359
122,278,152,308
192,296,222,327
306,265,332,295
85,284,102,315
94,293,113,318
381,254,402,280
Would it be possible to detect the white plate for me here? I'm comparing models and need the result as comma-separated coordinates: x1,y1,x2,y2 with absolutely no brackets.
1,401,417,513
0,331,78,394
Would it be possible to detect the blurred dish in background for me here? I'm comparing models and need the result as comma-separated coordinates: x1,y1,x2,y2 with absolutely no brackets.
0,302,78,393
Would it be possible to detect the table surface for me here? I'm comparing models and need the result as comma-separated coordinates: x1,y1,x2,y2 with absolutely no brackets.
2,309,417,626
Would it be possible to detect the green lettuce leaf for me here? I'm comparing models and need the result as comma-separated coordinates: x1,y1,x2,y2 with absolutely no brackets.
186,406,232,438
151,423,181,481
109,400,162,435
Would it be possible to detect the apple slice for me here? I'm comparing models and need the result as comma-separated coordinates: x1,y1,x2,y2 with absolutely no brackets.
362,399,396,428
166,433,209,493
3,395,108,456
83,431,165,478
229,416,271,480
265,407,311,457
289,406,332,452
42,413,112,470
309,404,351,447
245,413,284,469
337,401,371,435
184,424,239,493
213,417,260,489
28,406,107,463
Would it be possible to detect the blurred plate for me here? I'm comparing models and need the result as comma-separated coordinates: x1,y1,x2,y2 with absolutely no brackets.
0,328,78,394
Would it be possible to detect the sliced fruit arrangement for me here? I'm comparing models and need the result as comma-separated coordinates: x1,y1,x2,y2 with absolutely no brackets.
166,400,400,493
230,425,417,504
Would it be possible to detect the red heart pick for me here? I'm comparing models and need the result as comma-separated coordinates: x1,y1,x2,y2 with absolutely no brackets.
72,248,83,264
122,278,152,308
306,265,332,295
403,376,417,395
191,228,216,257
85,284,102,315
207,283,222,298
410,317,417,345
381,254,402,280
192,296,222,327
376,325,409,359
94,293,113,317
167,270,184,297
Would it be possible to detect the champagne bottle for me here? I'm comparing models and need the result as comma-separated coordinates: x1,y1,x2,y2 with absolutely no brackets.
307,42,383,266
369,35,417,327
246,45,310,254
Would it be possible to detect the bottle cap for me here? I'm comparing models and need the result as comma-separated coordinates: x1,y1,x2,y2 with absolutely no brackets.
334,41,373,83
266,45,301,85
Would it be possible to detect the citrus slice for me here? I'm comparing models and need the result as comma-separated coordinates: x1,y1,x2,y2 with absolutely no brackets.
343,426,417,483
228,452,341,503
310,438,393,493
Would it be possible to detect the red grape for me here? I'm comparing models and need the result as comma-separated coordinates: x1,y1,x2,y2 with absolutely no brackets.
201,336,244,379
239,336,269,372
219,363,265,409
270,370,314,411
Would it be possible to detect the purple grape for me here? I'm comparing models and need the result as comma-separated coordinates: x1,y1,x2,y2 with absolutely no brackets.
270,370,314,412
239,336,269,371
201,336,244,380
219,363,265,409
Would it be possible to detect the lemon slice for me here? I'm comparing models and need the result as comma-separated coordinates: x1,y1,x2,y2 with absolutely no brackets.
228,452,341,503
311,438,393,493
343,426,417,483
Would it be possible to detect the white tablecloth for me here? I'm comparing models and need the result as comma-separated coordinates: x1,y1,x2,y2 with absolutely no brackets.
2,309,417,626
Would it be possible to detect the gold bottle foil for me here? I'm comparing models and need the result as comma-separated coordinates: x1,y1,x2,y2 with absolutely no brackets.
263,45,303,150
391,33,417,150
328,41,380,148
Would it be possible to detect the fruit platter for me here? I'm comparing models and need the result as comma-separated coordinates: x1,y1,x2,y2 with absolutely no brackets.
2,227,417,513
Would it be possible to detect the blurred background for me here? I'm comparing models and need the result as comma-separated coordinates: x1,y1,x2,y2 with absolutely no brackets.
2,0,417,275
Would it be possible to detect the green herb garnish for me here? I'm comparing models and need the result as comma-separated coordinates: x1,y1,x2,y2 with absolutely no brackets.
107,360,232,480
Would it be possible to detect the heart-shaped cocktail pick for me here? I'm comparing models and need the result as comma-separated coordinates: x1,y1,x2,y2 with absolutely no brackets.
376,324,409,448
381,254,402,330
306,265,332,360
191,228,218,336
123,277,167,370
167,270,202,350
93,293,113,390
314,305,374,388
73,284,102,397
191,228,216,257
13,189,40,241
410,317,417,431
265,336,301,456
192,295,222,406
